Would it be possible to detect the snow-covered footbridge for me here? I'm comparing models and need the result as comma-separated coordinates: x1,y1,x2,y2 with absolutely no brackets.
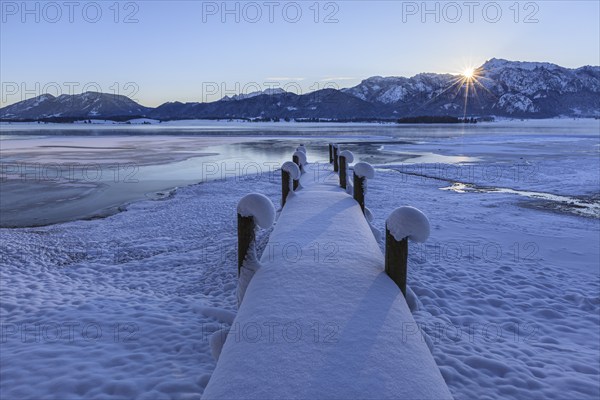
202,145,452,399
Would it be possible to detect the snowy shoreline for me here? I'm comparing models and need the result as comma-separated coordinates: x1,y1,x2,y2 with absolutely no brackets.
1,125,599,399
2,119,598,228
1,162,598,399
2,117,599,131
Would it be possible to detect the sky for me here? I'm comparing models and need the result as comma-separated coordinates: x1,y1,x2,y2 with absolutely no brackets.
1,0,599,107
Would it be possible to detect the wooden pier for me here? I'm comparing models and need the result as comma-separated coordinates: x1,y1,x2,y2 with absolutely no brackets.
202,145,451,400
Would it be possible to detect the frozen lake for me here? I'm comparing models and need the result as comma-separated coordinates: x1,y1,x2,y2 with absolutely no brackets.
1,119,599,400
1,119,598,227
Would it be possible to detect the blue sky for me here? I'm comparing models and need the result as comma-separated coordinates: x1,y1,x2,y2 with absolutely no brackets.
1,0,599,107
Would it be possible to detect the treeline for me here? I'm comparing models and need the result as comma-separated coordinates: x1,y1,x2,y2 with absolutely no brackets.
237,117,398,123
0,115,146,123
294,118,397,123
1,115,497,124
397,116,479,124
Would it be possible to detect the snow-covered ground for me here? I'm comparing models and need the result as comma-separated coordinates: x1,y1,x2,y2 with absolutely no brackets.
0,174,273,399
1,123,599,399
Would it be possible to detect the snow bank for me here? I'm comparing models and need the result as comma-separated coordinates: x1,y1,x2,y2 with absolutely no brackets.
293,150,307,166
281,161,301,180
238,256,261,306
386,206,430,242
194,307,236,324
236,193,276,229
353,162,375,179
0,172,283,400
364,206,374,222
210,329,230,361
339,150,354,163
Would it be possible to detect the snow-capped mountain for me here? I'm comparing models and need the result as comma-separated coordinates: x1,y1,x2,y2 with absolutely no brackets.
478,59,600,116
0,92,150,120
1,59,598,121
149,89,379,120
221,88,288,101
342,59,600,117
342,73,455,104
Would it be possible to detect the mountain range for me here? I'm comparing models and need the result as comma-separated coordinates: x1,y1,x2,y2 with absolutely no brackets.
1,59,599,121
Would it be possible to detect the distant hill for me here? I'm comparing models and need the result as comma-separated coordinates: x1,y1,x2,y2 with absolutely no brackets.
0,92,150,120
2,59,599,121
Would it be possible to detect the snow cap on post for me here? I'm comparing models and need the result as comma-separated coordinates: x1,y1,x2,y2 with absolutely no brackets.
237,193,276,229
386,206,430,242
281,161,301,180
353,162,375,179
339,150,354,163
293,150,307,165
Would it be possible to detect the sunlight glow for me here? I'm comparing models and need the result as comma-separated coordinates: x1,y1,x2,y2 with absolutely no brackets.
402,63,495,120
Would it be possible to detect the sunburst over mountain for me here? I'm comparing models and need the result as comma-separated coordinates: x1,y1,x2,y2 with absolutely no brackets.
2,59,598,122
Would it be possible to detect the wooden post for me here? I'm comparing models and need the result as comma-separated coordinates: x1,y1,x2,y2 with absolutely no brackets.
333,145,339,172
385,226,409,296
328,143,333,163
339,155,347,189
237,214,255,275
293,154,300,168
353,172,365,213
281,169,291,207
292,155,300,190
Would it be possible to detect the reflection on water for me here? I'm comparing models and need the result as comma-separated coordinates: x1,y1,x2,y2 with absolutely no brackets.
0,137,412,227
1,121,599,227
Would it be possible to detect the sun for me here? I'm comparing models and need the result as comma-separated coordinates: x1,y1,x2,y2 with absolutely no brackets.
463,67,475,79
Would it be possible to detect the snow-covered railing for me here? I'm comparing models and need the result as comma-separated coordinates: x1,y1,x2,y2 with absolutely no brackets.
331,143,339,172
385,206,431,296
278,145,310,207
292,148,307,189
292,150,307,172
338,150,354,190
236,193,276,273
325,144,429,297
281,161,300,207
328,144,373,213
352,161,375,214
